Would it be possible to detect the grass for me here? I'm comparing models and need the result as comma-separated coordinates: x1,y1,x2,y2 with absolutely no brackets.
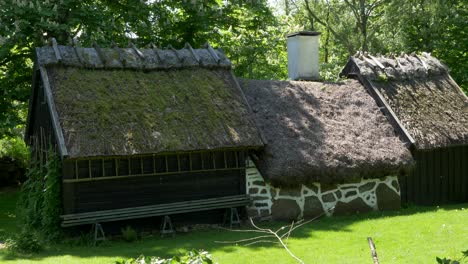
0,187,467,264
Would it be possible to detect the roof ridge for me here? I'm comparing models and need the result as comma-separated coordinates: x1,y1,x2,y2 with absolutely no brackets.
349,52,448,81
36,38,231,70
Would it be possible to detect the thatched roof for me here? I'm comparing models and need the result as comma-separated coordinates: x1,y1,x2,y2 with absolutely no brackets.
341,53,468,149
33,43,263,158
239,79,413,186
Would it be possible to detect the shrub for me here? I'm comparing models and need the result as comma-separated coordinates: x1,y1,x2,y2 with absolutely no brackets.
115,250,214,264
5,228,43,253
121,226,138,242
0,135,29,185
17,149,62,241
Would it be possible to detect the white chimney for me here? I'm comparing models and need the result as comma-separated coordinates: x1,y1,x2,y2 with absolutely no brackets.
287,31,321,80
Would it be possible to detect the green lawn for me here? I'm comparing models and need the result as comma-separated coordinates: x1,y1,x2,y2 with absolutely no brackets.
0,187,467,264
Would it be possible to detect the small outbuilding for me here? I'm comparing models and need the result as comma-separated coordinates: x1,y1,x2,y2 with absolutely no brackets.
25,42,264,220
239,78,413,220
341,53,468,205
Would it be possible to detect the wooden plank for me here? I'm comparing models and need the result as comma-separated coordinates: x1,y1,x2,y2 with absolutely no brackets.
432,150,440,204
419,151,427,204
64,169,245,213
463,146,468,201
62,197,250,220
458,146,468,202
398,175,407,204
409,151,418,204
62,167,245,183
448,148,454,202
62,201,250,226
455,146,463,201
38,67,68,158
61,195,250,219
441,148,449,203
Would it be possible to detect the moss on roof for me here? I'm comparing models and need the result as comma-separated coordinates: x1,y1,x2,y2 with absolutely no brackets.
343,53,468,149
47,67,263,158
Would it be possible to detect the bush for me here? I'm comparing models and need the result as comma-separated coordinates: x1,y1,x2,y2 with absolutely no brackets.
5,228,43,253
0,135,29,185
17,150,62,241
115,250,214,264
121,226,138,242
0,135,29,167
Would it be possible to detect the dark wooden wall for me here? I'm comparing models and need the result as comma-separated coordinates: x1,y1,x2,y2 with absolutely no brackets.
399,145,468,205
27,75,57,163
62,168,246,214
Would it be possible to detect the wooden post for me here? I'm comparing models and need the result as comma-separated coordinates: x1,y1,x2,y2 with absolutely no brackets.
367,237,379,264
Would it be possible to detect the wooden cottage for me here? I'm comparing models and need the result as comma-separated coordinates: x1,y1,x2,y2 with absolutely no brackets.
239,79,413,220
25,41,264,228
341,53,468,205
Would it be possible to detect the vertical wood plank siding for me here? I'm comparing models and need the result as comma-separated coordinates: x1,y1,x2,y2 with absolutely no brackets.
399,146,468,205
62,169,245,214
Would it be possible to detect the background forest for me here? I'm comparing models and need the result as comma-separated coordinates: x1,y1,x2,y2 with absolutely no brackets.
0,0,466,171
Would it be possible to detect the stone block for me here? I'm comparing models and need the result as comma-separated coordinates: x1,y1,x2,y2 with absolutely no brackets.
344,190,357,198
358,182,376,193
252,180,266,186
333,197,373,216
322,193,335,203
376,183,400,211
279,188,301,197
249,188,258,194
335,190,342,199
303,196,324,218
271,199,301,221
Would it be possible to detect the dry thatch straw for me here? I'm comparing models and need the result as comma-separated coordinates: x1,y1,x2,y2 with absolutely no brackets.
239,79,413,187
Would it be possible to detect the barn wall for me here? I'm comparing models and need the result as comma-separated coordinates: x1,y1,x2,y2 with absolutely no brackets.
399,145,468,205
246,159,400,220
62,169,246,214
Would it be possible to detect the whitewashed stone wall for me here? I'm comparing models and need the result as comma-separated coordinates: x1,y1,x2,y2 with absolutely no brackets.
246,159,401,220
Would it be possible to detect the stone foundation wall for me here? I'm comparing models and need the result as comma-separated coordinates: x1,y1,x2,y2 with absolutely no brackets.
246,159,401,220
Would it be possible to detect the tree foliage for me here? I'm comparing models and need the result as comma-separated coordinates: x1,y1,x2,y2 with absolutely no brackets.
0,0,466,142
0,0,283,139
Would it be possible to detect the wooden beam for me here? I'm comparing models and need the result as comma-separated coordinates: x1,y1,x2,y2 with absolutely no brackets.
185,43,200,63
204,42,220,63
38,67,69,158
357,74,415,147
62,167,245,183
50,38,62,62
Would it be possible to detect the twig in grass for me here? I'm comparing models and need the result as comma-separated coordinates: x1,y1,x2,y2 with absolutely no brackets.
215,206,335,264
367,237,379,264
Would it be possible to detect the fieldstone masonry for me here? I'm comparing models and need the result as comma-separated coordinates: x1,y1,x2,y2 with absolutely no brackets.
246,159,401,220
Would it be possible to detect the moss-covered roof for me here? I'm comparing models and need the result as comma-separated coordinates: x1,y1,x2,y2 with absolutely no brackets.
45,65,263,158
342,53,468,149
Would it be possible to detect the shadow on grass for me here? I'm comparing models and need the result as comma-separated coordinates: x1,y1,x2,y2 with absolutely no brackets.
1,201,466,262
